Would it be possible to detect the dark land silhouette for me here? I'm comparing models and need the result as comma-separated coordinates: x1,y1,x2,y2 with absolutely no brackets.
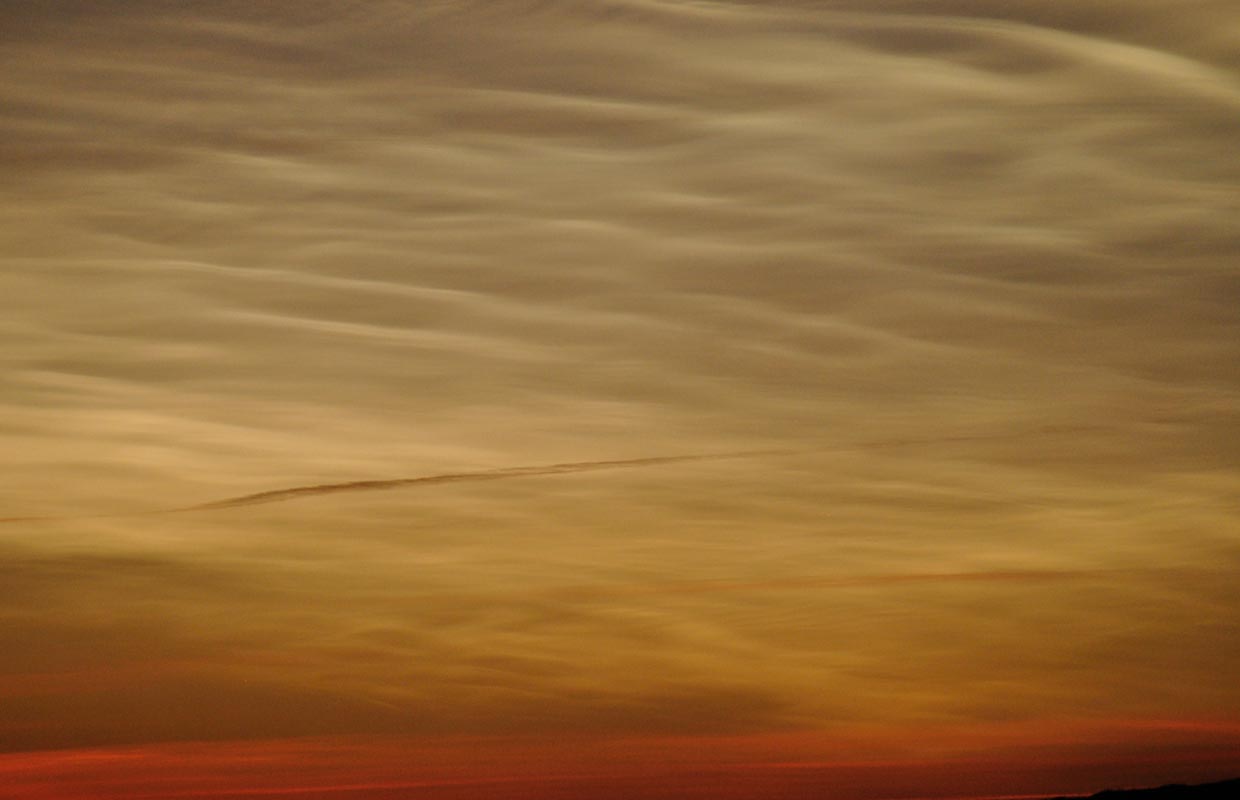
1047,778,1240,800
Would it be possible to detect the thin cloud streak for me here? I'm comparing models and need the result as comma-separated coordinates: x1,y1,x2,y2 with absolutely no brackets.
541,567,1137,600
0,423,1113,523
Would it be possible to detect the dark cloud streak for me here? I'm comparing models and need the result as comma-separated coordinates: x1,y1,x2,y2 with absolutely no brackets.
0,423,1113,523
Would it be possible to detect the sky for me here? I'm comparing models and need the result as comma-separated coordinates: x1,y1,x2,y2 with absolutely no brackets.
1,1,1239,798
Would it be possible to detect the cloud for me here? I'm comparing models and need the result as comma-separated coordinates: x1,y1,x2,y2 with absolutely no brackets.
1,1,1238,789
1,423,1115,523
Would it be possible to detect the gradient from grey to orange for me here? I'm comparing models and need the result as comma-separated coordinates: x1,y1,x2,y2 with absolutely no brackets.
1,1,1238,797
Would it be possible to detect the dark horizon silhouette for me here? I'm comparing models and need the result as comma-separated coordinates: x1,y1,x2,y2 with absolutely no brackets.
1047,777,1240,800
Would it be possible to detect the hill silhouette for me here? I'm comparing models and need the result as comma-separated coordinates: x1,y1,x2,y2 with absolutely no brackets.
1047,778,1240,800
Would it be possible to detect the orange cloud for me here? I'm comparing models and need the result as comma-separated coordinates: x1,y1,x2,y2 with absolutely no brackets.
2,721,1237,800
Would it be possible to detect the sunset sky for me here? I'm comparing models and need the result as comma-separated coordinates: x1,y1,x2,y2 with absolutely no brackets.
2,1,1239,798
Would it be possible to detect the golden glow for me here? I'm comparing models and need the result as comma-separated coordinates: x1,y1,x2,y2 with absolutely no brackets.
1,0,1238,797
